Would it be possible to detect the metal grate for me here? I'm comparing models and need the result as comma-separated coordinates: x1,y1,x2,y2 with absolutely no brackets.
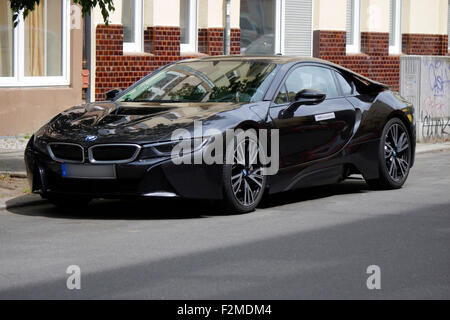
88,144,141,164
48,143,84,163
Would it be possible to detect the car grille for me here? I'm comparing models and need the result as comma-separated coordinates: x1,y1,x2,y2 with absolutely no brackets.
88,144,141,163
48,143,84,163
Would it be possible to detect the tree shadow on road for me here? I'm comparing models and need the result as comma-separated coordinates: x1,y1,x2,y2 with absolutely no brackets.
5,177,372,220
1,201,449,299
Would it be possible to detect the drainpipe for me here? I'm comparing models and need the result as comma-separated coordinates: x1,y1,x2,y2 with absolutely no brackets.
224,0,231,55
83,13,92,102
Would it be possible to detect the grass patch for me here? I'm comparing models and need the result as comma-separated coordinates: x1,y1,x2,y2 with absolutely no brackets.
0,173,11,181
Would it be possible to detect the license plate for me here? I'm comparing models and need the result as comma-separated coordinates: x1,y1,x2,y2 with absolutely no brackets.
61,163,116,179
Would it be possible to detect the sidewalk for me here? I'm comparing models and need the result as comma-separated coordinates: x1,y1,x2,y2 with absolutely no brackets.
0,150,26,177
0,135,29,177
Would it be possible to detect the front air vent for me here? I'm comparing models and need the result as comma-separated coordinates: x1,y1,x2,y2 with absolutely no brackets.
88,144,141,164
48,143,84,163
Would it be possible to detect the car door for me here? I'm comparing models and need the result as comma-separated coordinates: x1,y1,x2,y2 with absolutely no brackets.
269,65,356,169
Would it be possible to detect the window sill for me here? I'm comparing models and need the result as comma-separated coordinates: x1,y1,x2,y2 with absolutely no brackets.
180,52,207,58
123,52,154,57
0,84,72,89
345,53,368,57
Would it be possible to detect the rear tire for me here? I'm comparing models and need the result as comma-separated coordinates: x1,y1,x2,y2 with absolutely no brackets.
222,131,267,213
366,118,412,190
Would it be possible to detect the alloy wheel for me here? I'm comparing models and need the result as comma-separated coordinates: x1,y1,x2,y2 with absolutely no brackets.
230,138,265,206
384,123,410,181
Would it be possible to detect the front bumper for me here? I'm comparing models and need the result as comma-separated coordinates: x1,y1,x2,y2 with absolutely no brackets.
25,146,224,200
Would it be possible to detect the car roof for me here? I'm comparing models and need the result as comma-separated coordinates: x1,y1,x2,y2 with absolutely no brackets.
183,55,326,65
180,55,390,89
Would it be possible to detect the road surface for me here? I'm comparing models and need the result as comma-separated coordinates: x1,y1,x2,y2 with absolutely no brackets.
0,151,449,299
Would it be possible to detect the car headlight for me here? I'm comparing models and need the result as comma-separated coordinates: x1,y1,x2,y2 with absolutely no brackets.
140,137,210,160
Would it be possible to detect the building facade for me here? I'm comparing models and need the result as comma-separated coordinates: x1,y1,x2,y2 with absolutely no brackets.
0,0,449,135
0,0,83,135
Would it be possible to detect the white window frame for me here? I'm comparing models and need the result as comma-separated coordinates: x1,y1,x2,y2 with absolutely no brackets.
277,0,314,57
123,0,143,53
346,0,361,54
275,0,284,55
0,0,70,87
389,0,402,55
448,0,450,50
180,0,198,53
180,0,198,52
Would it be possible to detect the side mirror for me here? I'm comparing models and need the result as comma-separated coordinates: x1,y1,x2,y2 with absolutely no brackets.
105,88,122,101
279,89,326,119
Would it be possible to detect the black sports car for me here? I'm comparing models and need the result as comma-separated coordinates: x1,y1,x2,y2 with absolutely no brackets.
25,56,415,213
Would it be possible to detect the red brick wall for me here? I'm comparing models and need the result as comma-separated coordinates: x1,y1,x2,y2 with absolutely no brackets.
402,34,448,55
314,30,400,90
314,31,449,91
95,25,241,101
198,28,224,55
230,28,241,55
95,25,183,101
198,28,208,54
313,30,347,64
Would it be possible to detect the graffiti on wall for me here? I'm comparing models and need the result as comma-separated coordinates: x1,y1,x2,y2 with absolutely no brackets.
421,115,450,139
420,59,450,140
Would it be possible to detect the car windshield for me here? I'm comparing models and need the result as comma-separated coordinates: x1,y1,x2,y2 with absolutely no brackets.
118,60,277,103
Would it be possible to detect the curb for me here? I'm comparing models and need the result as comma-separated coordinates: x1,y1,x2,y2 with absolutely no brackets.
415,145,450,155
0,199,47,211
0,171,27,178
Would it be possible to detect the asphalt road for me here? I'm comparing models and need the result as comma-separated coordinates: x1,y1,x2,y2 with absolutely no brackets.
0,151,449,299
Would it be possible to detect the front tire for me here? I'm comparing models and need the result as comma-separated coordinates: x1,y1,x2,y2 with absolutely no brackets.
222,132,267,213
366,118,412,189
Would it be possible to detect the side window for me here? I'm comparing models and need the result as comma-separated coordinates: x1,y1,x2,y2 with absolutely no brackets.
334,71,353,96
283,66,339,101
275,84,289,104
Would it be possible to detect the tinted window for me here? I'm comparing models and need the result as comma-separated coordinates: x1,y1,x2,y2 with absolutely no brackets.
283,66,339,101
335,71,353,96
118,61,277,103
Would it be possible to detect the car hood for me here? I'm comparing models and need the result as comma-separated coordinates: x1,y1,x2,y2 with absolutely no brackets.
36,101,249,144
